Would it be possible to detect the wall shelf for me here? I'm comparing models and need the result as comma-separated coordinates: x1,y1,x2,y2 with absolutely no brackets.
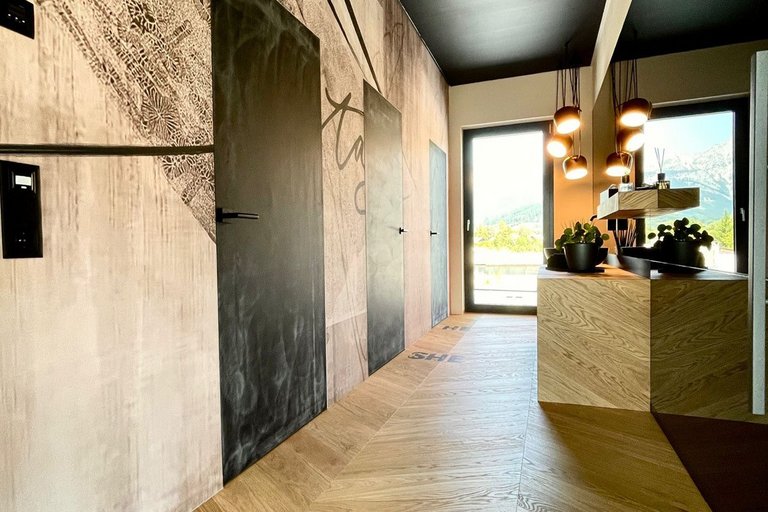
597,188,700,219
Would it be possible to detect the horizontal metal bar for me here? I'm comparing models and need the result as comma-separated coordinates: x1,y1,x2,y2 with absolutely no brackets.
216,208,260,223
0,144,214,157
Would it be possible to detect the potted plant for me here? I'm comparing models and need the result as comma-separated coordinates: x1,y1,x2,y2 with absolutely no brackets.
647,218,713,268
555,221,610,272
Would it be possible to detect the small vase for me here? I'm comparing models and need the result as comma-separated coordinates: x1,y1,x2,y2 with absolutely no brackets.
564,243,599,272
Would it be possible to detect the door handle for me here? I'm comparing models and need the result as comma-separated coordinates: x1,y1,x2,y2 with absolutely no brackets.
466,219,471,232
430,231,439,236
740,207,746,222
399,227,408,234
216,208,260,223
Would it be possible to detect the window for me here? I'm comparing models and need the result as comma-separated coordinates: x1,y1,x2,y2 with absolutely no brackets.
640,99,749,273
463,122,553,314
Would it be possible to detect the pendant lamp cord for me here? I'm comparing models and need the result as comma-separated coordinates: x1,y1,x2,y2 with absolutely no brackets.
569,67,580,110
611,62,620,152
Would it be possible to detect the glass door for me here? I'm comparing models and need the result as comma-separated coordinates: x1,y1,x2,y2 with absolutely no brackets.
463,122,553,314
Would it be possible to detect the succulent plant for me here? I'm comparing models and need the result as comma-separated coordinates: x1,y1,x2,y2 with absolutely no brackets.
647,217,714,249
555,221,610,251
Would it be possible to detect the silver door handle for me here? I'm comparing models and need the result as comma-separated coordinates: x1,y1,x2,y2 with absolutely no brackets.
466,219,471,232
740,207,746,222
399,227,408,234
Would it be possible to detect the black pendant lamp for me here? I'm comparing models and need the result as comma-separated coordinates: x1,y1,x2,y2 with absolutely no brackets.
618,58,652,128
563,155,588,180
548,65,584,159
605,151,633,177
546,133,573,159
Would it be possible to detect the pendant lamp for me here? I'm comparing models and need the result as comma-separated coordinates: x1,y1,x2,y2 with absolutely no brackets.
563,155,588,180
546,133,573,158
605,151,633,177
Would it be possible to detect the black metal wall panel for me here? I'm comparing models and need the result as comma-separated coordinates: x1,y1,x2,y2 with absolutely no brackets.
364,82,404,375
429,142,449,326
213,0,325,483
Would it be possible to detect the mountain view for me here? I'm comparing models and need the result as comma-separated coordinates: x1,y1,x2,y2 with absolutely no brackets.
648,141,733,223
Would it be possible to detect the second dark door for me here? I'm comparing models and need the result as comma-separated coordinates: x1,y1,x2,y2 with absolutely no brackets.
364,82,404,375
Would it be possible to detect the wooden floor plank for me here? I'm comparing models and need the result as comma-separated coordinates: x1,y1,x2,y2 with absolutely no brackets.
197,314,709,512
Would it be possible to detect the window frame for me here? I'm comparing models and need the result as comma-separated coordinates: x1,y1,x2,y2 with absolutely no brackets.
637,98,750,274
462,121,554,315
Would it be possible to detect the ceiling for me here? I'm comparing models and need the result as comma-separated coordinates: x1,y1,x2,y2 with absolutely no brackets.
614,0,768,61
400,0,768,86
398,0,606,86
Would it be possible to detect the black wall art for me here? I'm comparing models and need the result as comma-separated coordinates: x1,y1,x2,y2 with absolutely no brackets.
213,0,326,483
364,82,405,375
429,142,449,326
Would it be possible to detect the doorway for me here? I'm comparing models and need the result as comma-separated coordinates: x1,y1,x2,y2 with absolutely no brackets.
463,122,553,314
364,82,405,375
213,0,326,482
430,141,449,326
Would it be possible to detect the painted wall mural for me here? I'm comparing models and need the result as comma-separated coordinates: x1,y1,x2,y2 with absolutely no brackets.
0,0,216,239
0,154,221,512
0,1,221,511
1,0,447,507
277,0,449,403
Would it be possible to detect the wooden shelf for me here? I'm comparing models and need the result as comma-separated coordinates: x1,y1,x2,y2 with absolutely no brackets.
597,188,700,219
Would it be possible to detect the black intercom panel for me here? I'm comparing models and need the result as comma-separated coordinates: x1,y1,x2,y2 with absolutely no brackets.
0,0,35,39
0,160,42,259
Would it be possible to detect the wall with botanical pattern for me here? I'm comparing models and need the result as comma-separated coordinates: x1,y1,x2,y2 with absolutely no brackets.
0,0,447,508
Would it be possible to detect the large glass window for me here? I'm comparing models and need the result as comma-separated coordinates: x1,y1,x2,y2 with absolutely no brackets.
464,123,553,313
641,100,749,273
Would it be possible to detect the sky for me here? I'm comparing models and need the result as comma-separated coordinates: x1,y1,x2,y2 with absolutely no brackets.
644,111,733,168
472,130,544,224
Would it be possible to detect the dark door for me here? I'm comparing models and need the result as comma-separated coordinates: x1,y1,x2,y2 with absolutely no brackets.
213,0,325,483
430,142,449,326
364,82,404,375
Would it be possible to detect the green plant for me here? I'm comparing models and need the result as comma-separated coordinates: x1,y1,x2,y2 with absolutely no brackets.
703,212,734,251
647,217,714,249
555,221,610,250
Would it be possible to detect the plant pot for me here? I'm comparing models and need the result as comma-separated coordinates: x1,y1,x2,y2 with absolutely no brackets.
596,247,609,265
544,247,560,260
619,246,654,259
660,240,704,268
563,243,599,272
546,253,568,270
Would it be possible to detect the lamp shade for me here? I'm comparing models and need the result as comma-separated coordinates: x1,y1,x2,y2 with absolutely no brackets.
546,133,573,158
619,98,652,127
563,155,588,180
618,127,645,152
605,151,633,177
554,106,581,134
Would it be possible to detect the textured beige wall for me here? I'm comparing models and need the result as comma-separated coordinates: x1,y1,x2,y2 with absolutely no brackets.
0,156,221,512
0,2,222,511
0,0,447,508
448,69,596,314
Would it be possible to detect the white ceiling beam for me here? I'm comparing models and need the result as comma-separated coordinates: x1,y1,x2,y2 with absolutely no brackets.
591,0,632,101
